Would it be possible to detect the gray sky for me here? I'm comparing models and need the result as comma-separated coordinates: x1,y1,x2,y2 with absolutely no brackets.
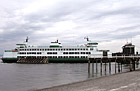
0,0,140,55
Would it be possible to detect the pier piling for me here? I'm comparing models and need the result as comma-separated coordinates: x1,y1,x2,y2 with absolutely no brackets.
105,61,107,75
115,59,117,73
109,59,111,74
118,62,120,73
100,59,102,75
96,60,98,74
88,60,90,74
92,60,94,76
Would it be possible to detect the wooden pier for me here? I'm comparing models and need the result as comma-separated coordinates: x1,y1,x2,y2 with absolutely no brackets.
88,55,140,74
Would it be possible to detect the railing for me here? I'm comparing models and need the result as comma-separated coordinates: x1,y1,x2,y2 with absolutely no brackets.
29,46,94,48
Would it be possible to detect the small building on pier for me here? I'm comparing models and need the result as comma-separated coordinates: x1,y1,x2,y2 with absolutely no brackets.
113,43,135,56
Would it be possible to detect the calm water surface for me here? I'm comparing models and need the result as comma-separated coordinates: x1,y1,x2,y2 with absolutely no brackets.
0,59,139,91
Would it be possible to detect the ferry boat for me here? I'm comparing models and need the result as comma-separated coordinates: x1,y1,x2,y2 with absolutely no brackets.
2,37,106,63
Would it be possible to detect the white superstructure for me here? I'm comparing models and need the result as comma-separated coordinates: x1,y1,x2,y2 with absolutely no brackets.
2,38,107,63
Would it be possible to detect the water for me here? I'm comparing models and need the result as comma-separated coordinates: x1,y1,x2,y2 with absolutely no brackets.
0,59,139,91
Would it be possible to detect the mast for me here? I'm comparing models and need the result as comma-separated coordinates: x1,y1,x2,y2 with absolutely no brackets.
25,36,29,43
84,36,89,41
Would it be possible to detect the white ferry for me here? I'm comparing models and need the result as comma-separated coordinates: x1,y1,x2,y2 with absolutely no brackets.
2,37,106,63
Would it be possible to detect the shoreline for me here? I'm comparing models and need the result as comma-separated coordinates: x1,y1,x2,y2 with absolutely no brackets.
35,70,140,91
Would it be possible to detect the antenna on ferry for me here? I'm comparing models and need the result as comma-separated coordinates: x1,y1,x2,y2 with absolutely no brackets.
26,36,29,42
84,36,89,41
56,39,59,43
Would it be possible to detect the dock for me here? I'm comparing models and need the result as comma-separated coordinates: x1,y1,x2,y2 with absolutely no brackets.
35,69,140,91
87,55,140,75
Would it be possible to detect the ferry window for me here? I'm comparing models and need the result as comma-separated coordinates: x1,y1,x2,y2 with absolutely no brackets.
65,56,68,58
86,49,88,50
63,52,68,54
58,56,62,58
66,49,69,51
69,49,72,51
69,52,74,54
47,52,52,54
37,52,41,54
86,52,91,54
49,56,52,58
90,48,93,50
75,52,79,54
81,52,85,54
53,52,57,54
53,56,57,58
69,56,74,58
71,49,74,50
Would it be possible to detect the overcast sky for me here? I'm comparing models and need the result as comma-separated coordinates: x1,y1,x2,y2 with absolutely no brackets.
0,0,140,55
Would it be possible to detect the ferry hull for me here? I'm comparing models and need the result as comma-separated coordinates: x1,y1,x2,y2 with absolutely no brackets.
2,58,18,63
48,58,89,63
